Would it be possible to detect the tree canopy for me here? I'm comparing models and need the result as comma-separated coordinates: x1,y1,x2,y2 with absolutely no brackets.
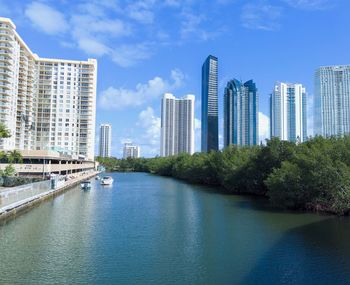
96,136,350,215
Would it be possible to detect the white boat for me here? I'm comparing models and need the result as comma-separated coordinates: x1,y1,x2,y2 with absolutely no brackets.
81,180,92,190
100,176,114,185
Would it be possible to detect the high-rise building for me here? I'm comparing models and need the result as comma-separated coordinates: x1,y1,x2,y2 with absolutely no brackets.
270,82,307,143
201,55,218,152
160,93,195,157
315,65,350,137
99,124,112,157
0,17,97,160
224,79,258,147
123,142,140,159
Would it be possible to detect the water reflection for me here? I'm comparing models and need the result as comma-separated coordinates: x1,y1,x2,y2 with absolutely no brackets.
0,173,349,285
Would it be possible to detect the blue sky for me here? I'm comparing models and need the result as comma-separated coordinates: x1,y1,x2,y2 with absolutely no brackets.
1,0,349,157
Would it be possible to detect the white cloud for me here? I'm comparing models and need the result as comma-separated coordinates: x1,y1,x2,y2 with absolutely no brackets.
127,1,155,24
282,0,331,10
180,11,220,41
23,0,224,67
137,107,161,157
241,3,283,31
99,69,185,110
77,37,110,57
259,112,270,144
70,14,132,57
111,44,153,67
71,14,131,39
25,2,68,35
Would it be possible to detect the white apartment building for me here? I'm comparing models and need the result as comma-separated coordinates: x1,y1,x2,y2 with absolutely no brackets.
0,17,97,160
315,65,350,137
123,142,140,159
99,124,112,157
160,93,195,157
270,82,307,143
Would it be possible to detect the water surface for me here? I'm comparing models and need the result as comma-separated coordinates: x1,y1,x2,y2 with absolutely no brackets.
1,173,350,284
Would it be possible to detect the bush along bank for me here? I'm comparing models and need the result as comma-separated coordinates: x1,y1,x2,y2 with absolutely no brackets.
97,136,350,215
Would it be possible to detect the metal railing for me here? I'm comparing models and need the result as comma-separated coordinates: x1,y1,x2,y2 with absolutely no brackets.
0,180,51,209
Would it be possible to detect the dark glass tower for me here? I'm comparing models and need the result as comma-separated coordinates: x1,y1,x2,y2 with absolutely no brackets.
224,79,258,147
201,55,218,152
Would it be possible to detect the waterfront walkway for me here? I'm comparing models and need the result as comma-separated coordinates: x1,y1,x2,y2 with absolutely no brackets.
0,171,98,222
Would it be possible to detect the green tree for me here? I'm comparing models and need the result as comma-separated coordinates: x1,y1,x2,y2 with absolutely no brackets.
0,151,7,163
3,164,16,177
0,123,10,139
7,150,23,164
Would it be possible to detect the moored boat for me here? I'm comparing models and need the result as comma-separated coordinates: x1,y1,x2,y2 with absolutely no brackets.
81,180,92,190
101,176,114,185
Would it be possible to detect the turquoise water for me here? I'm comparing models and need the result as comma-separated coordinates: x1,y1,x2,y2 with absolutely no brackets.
1,172,350,285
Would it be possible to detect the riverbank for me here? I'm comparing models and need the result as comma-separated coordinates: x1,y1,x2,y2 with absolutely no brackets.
0,171,98,224
97,136,350,216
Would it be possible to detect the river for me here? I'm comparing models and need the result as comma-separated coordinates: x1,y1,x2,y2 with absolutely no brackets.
1,172,350,284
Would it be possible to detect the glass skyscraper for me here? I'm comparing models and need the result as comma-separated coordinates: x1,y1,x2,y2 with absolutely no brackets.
223,79,258,147
315,65,350,137
201,55,218,152
270,82,307,143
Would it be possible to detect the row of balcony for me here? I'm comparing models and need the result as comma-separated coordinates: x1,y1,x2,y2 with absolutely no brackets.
0,75,11,83
0,49,13,58
0,81,10,89
0,43,12,50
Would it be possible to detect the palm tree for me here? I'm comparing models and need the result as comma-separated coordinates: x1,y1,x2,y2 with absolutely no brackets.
0,123,10,139
0,151,6,163
7,150,23,164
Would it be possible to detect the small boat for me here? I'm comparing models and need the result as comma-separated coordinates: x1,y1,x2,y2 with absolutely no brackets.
100,176,114,186
81,180,92,190
95,176,100,180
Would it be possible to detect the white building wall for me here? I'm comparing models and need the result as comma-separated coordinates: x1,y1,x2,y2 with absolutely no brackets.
160,93,195,157
315,65,350,137
0,17,97,160
271,82,307,143
123,143,140,159
99,124,111,157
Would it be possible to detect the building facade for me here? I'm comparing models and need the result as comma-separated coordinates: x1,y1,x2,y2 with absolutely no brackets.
315,65,350,137
201,55,218,152
270,82,307,143
0,17,97,160
160,93,195,157
99,124,112,158
123,142,140,159
224,79,258,147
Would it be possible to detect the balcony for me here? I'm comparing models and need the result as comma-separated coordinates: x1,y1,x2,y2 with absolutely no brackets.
0,43,12,50
0,50,13,59
0,63,12,71
0,37,13,44
0,75,11,83
0,81,10,89
0,89,11,96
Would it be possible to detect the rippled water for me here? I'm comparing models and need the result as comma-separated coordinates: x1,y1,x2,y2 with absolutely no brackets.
1,172,350,285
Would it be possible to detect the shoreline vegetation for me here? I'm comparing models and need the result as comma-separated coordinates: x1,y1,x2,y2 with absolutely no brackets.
96,136,350,216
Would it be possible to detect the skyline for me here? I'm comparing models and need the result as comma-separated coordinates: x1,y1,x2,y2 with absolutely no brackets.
1,0,349,157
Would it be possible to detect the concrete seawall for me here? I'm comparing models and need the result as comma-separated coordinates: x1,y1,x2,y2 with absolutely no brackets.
0,171,98,224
